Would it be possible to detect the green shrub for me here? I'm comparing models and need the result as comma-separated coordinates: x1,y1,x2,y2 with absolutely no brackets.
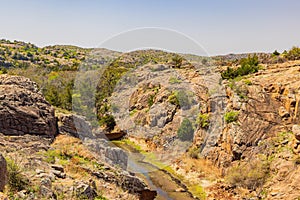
188,147,200,159
44,149,58,163
282,50,288,55
6,158,29,192
177,118,194,141
129,109,138,116
228,79,249,100
168,90,191,109
284,46,300,60
224,111,239,123
221,55,260,80
42,72,74,111
168,92,180,106
0,67,7,74
197,113,210,129
176,90,191,109
235,85,248,100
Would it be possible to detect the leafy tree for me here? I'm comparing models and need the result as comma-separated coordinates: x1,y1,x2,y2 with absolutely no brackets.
177,118,194,141
43,72,75,110
99,115,116,132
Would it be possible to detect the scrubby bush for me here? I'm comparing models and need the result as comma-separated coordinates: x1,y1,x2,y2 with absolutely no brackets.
172,54,183,68
224,111,239,123
168,92,180,106
168,90,191,109
177,118,194,141
284,46,300,60
197,113,210,129
43,74,74,111
188,147,200,159
6,158,29,192
221,55,260,80
226,159,270,190
176,90,191,109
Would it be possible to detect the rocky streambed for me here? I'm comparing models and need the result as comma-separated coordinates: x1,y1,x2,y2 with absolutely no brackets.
113,141,199,200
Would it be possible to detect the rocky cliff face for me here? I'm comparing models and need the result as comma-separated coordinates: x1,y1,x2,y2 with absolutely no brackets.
0,75,58,136
204,81,283,167
207,61,300,164
201,60,300,199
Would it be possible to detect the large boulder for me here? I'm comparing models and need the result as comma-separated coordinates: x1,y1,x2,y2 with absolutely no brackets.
0,75,57,136
84,138,128,170
0,154,7,192
57,113,92,139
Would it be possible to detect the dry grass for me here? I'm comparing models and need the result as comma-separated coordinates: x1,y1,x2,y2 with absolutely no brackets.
170,156,222,199
51,134,95,161
225,158,270,190
179,157,221,181
49,135,99,180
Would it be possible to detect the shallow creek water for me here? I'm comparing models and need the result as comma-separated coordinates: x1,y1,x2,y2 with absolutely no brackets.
113,142,197,200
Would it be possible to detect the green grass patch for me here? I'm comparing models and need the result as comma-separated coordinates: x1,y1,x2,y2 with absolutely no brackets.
43,149,72,164
169,76,182,84
243,79,252,85
188,185,206,200
129,109,138,116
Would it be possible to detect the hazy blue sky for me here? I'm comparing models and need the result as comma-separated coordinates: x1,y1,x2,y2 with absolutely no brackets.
0,0,299,55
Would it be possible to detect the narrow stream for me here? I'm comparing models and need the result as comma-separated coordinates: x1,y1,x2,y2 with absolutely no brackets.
113,142,197,200
127,153,173,200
